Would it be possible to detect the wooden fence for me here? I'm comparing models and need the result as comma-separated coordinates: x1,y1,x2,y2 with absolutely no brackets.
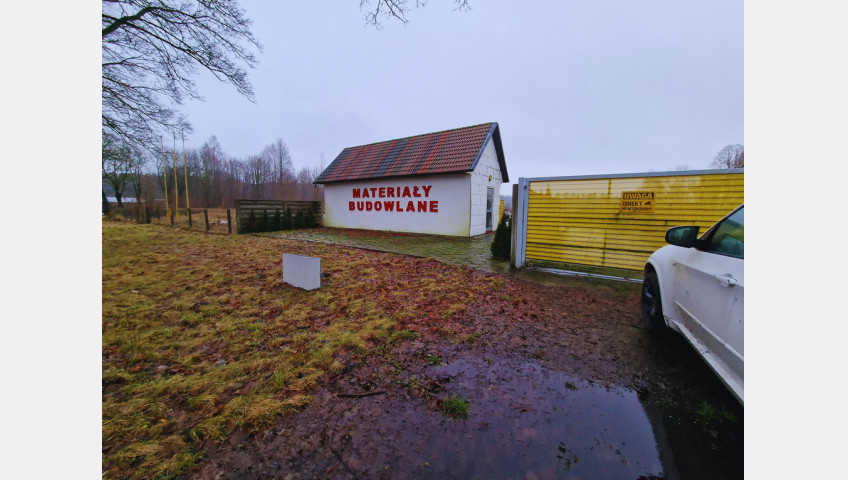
105,205,235,234
234,199,324,234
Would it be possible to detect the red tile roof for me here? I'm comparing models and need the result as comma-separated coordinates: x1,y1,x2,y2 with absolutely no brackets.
314,122,508,184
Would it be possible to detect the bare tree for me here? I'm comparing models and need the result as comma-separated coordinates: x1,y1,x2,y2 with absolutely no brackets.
296,166,316,184
245,155,272,198
360,0,471,28
102,1,262,150
223,157,245,205
197,136,226,206
129,153,148,203
710,144,744,169
262,139,295,183
103,134,145,207
102,1,475,153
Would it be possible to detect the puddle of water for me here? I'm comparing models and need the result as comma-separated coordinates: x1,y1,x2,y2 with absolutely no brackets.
410,358,673,480
202,351,740,479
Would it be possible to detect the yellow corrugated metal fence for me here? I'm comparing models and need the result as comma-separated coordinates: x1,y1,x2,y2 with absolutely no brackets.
525,171,743,272
498,199,504,225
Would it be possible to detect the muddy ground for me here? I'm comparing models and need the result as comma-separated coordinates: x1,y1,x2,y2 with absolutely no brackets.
192,268,742,480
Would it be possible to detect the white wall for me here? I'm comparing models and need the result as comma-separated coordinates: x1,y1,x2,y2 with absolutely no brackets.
469,139,504,236
323,174,472,236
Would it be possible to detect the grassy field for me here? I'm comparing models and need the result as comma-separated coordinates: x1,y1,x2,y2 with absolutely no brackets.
102,221,501,479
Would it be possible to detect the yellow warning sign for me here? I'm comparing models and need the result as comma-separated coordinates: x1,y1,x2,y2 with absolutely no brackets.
620,191,655,213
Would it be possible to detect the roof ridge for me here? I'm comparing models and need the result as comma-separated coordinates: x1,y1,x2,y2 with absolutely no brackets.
344,122,496,150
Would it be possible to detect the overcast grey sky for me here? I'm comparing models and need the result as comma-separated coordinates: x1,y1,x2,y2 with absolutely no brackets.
181,1,743,194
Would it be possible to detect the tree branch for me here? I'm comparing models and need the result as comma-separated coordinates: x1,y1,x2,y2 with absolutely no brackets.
103,6,177,37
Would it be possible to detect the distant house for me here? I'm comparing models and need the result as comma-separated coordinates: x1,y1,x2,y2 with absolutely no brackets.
314,122,509,236
106,197,137,204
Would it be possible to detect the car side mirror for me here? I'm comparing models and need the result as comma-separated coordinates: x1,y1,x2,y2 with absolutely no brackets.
665,226,700,247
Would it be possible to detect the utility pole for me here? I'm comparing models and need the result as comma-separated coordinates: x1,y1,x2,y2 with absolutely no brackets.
161,137,171,220
182,132,190,215
173,134,180,222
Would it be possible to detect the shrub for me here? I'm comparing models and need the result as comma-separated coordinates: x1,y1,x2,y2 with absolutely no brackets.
294,209,305,229
273,209,282,231
490,213,511,259
260,209,270,232
304,208,316,228
282,208,293,230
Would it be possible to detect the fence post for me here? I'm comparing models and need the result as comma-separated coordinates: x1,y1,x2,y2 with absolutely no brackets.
511,178,528,268
170,211,174,226
188,209,193,229
204,209,209,232
227,209,232,234
511,183,519,267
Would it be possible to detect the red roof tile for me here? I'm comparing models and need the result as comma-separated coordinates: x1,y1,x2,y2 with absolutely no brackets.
314,122,508,184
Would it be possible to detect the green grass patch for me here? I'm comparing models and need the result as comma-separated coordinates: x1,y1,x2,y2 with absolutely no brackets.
441,395,470,418
696,401,737,428
102,221,497,479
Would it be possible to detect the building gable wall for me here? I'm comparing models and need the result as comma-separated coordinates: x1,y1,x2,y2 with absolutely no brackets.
469,139,504,236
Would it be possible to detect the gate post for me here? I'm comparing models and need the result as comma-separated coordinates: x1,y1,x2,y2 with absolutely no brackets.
511,178,529,268
511,183,519,267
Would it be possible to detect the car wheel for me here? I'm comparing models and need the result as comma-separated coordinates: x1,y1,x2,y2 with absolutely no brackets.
641,270,664,331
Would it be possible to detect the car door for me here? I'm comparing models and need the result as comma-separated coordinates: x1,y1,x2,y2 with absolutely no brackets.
671,207,744,377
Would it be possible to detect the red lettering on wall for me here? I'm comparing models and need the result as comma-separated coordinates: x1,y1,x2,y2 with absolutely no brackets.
347,186,439,214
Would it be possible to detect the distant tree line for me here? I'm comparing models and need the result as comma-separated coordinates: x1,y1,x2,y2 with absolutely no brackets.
103,133,324,209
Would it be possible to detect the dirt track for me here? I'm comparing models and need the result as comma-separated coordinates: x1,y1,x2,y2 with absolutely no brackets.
193,271,743,480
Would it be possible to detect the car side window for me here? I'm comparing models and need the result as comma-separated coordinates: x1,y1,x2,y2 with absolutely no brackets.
701,207,744,259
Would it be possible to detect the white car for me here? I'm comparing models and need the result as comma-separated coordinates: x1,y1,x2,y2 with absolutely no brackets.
641,205,744,403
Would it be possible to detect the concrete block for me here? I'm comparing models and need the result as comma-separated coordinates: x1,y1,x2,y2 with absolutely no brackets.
282,253,321,290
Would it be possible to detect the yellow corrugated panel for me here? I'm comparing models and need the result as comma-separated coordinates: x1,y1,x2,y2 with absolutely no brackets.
498,199,504,225
526,172,743,271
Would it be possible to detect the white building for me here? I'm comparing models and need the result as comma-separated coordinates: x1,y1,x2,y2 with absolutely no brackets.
314,122,509,236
